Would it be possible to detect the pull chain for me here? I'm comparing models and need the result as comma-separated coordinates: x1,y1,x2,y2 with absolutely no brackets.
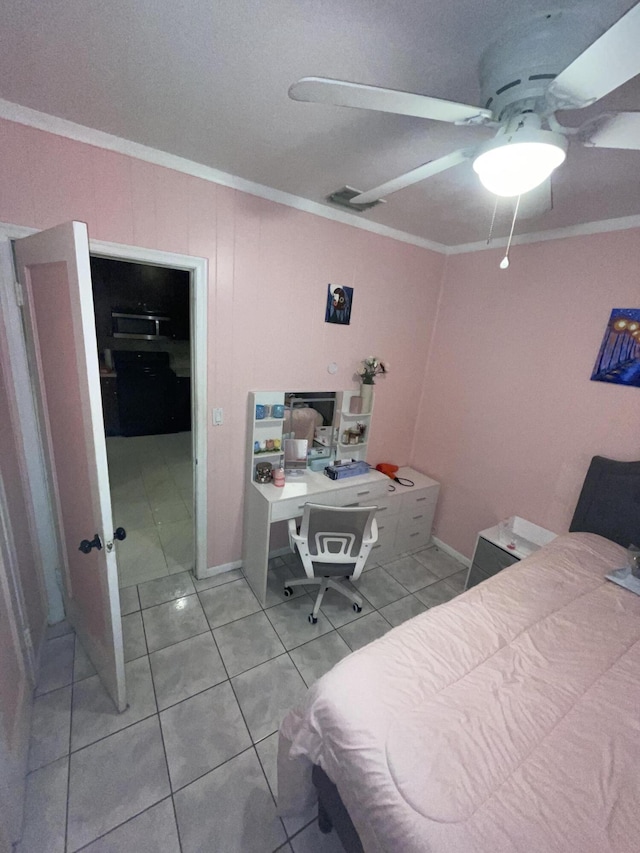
486,194,500,245
500,194,521,270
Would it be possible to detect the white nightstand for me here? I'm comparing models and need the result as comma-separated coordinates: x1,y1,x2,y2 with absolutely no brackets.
465,517,556,589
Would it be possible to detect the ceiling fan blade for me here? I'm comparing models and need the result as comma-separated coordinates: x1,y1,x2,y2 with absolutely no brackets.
289,77,493,125
351,149,474,205
547,3,640,108
586,112,640,149
517,178,552,220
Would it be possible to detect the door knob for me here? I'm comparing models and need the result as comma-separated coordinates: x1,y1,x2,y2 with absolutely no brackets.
114,527,127,541
79,534,102,554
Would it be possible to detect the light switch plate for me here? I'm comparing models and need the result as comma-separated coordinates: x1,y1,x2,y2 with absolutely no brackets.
213,407,223,425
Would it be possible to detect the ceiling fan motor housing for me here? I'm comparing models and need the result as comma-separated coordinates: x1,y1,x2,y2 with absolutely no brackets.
479,10,612,122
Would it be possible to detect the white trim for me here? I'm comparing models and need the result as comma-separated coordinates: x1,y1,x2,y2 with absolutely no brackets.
431,535,471,568
1,222,209,594
444,213,640,255
0,474,37,680
199,560,243,579
2,98,639,255
89,240,209,580
0,235,64,624
0,223,36,240
0,98,442,254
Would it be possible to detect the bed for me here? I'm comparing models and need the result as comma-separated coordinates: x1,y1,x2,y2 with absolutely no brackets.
277,456,640,853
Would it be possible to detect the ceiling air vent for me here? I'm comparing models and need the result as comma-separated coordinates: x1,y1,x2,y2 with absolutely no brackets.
326,186,386,213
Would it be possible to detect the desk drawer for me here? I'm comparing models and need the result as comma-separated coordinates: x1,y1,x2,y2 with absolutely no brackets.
396,526,432,553
373,492,400,518
335,480,388,508
271,494,335,522
370,515,399,564
400,486,439,514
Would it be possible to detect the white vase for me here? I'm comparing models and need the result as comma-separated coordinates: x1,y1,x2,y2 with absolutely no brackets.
360,383,374,413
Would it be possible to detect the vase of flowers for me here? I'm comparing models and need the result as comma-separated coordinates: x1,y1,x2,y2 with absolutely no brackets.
357,356,388,412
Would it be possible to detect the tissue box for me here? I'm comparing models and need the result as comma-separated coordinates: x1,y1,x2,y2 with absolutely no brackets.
324,461,370,480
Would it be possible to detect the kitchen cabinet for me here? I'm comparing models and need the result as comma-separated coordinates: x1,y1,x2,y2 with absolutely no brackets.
100,376,120,436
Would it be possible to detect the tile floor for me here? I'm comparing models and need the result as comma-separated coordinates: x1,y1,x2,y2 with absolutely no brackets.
20,544,467,853
106,432,194,588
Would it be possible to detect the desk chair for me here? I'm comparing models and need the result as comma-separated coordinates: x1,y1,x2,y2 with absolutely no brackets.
285,503,378,624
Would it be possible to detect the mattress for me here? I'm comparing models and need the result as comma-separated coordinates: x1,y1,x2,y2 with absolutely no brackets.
278,533,640,853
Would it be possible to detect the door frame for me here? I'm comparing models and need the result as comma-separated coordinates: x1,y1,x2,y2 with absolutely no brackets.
0,222,209,613
0,472,37,845
91,239,208,580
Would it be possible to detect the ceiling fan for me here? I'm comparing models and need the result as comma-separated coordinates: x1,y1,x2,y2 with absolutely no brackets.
289,3,640,218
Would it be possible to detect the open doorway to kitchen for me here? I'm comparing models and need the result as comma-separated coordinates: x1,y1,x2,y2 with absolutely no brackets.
91,256,194,589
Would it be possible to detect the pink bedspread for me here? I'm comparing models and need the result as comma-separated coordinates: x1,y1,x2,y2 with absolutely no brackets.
278,533,640,853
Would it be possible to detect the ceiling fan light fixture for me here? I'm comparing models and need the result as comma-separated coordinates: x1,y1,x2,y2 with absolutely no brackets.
473,129,568,197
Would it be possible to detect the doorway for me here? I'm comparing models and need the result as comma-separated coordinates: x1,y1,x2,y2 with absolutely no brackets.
1,223,208,635
90,256,195,588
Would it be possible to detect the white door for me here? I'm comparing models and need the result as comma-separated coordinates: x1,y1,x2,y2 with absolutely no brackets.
14,222,126,712
0,478,34,850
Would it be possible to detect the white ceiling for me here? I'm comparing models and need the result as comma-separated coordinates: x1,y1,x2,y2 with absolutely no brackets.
1,0,638,247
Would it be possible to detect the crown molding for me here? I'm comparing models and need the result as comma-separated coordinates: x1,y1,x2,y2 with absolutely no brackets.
1,97,638,257
0,98,445,254
447,213,640,255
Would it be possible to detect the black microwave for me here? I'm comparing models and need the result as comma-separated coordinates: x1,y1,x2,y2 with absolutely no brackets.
111,311,171,341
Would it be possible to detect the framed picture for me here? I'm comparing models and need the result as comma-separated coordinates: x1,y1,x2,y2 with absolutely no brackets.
325,284,353,325
591,309,640,387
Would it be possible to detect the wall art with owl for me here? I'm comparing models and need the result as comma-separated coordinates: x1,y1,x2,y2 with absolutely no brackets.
325,284,353,325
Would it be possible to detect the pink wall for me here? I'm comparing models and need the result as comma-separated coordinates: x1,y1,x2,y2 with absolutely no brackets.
411,229,640,559
0,118,445,568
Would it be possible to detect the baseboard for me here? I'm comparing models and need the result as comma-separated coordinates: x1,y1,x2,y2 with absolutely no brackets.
197,559,243,580
198,546,292,581
431,536,471,568
268,546,292,559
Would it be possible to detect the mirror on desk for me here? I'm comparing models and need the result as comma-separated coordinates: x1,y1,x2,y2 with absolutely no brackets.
283,392,337,472
283,438,308,475
248,389,372,483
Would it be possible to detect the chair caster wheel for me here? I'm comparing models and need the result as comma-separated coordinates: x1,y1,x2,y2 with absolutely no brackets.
353,603,362,613
308,614,318,624
283,586,293,597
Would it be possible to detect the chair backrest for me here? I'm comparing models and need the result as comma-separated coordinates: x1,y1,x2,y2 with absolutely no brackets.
295,503,378,579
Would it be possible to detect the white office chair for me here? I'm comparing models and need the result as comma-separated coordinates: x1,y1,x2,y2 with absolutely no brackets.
285,503,378,624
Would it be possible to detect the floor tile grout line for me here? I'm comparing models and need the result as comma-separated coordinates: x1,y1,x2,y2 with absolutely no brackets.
285,648,313,690
131,561,451,666
33,674,74,700
66,593,430,760
145,624,212,656
27,536,465,851
208,624,260,752
139,609,185,853
191,626,290,829
167,742,256,797
71,795,176,853
250,741,289,842
283,816,321,845
63,657,75,853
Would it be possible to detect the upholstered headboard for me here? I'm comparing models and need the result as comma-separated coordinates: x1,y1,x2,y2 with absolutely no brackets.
570,456,640,547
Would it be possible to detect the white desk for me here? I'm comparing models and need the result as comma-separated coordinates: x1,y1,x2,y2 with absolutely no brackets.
242,469,389,606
